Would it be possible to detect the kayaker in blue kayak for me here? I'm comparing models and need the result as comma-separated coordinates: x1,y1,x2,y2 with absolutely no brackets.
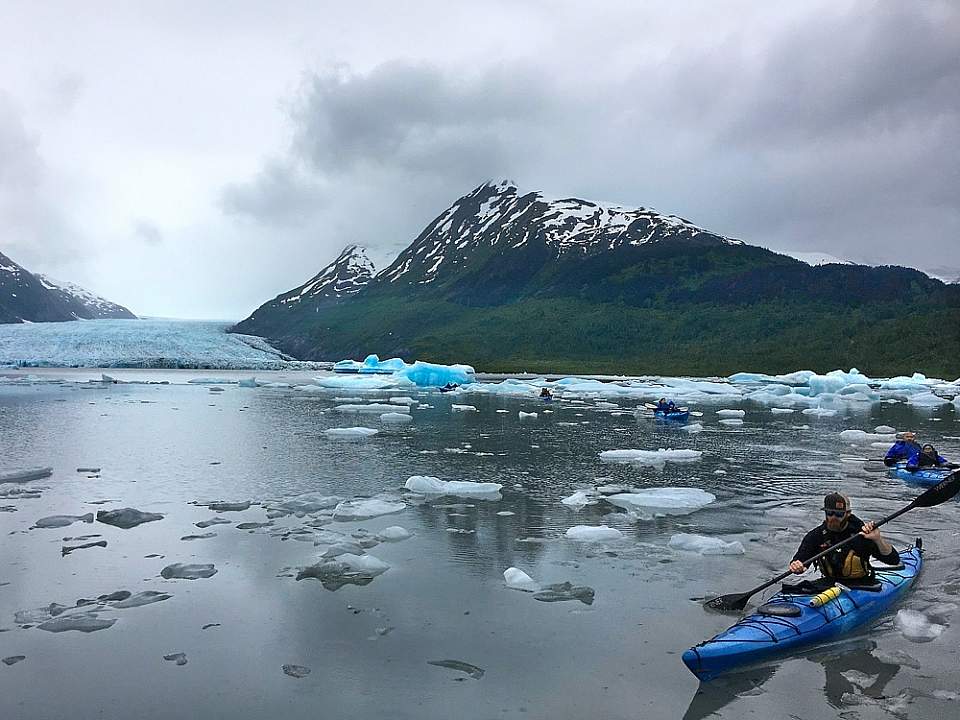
882,431,921,467
905,444,958,472
787,492,899,592
539,387,553,400
656,398,677,413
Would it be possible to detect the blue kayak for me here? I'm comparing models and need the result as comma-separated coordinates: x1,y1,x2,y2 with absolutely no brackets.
890,461,951,487
682,544,922,681
654,409,690,422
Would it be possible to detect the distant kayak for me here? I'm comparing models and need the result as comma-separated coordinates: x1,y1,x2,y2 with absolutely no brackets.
890,461,951,487
654,409,689,422
682,544,922,681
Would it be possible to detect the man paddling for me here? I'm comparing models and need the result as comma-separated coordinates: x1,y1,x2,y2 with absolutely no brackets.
787,492,899,592
883,431,921,467
656,398,677,413
906,443,958,472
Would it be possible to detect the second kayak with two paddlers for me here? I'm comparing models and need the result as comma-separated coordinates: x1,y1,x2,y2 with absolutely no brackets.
890,461,952,487
681,543,922,681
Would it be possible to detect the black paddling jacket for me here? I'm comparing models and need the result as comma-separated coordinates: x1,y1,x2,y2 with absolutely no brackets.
792,514,900,581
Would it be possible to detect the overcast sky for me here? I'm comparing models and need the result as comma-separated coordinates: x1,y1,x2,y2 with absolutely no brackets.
1,1,957,319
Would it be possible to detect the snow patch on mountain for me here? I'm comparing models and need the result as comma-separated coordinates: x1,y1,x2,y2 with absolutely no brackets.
277,245,375,308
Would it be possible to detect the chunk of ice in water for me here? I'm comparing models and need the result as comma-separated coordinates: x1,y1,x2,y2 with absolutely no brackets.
196,517,232,528
96,508,164,529
896,609,945,642
34,513,94,529
427,659,485,679
451,404,478,412
716,409,745,418
404,476,502,498
332,498,406,521
565,525,623,542
802,407,837,417
160,563,217,580
207,500,251,512
519,411,538,420
599,448,702,465
605,488,716,518
112,591,172,609
874,425,896,434
38,612,116,633
770,408,795,414
296,553,390,590
376,526,412,542
324,427,379,439
163,652,188,666
839,429,896,443
681,423,703,433
668,533,745,555
388,396,417,405
334,403,407,413
379,412,412,424
0,466,53,483
504,567,540,592
283,664,311,678
719,418,744,425
533,582,595,605
2,656,25,665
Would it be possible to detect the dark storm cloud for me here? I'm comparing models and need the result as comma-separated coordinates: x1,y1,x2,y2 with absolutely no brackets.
221,159,327,226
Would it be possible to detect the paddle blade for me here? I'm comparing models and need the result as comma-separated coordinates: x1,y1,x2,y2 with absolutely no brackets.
912,470,960,508
704,592,750,613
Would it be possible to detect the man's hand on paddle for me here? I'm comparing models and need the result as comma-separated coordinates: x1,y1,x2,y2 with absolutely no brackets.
860,521,880,541
789,560,806,574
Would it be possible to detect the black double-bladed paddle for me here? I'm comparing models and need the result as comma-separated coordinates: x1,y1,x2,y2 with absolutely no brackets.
704,470,960,613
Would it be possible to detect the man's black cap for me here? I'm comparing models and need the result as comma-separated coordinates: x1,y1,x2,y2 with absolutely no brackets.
823,492,849,512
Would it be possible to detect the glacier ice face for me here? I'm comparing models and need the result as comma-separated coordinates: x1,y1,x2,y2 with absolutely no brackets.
668,533,745,555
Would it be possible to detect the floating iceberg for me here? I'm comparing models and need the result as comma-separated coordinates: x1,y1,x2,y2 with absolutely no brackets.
518,411,538,420
599,448,702,466
668,533,745,555
296,553,390,590
160,563,218,580
379,412,413,424
504,567,540,592
0,466,53,483
565,525,623,542
334,403,406,413
561,489,600,508
716,409,745,418
315,376,398,390
404,476,502,498
606,488,716,518
896,609,945,642
324,427,379,440
681,423,704,433
376,526,412,542
397,360,475,387
719,418,744,426
332,498,406,521
451,404,478,412
97,508,164,529
33,513,94,529
839,429,897,443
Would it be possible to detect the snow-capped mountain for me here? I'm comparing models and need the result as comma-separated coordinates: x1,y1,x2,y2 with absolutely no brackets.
379,180,743,286
277,244,375,307
0,250,136,323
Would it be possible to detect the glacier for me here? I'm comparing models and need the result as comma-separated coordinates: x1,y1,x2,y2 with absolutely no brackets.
0,318,330,370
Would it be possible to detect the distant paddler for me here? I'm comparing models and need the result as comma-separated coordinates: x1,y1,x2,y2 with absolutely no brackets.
883,431,921,467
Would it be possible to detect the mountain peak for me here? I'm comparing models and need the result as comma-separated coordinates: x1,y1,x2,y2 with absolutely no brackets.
276,244,375,309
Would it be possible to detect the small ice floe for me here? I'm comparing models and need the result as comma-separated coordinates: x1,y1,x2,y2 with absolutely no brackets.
896,609,945,642
236,521,272,530
97,508,163,529
565,525,623,542
770,408,795,414
447,528,475,534
113,591,172,608
404,476,503,498
39,613,116,633
62,540,107,556
238,377,258,388
334,403,407,414
269,493,340,515
33,513,94,529
451,404,478,412
504,567,540,592
332,498,406,521
163,652,188,666
427,659,485,679
496,409,510,414
716,409,745,418
296,553,390,590
0,467,53,483
496,510,515,516
376,526,412,542
714,469,727,475
719,418,744,426
802,407,837,417
207,501,251,512
196,517,232,528
599,448,702,466
605,488,716,518
874,425,897,433
160,563,217,580
388,396,417,406
682,423,704,433
325,427,379,440
533,582,595,605
2,656,25,666
319,541,366,559
379,412,412,424
560,489,600,509
180,532,217,541
839,429,897,443
668,533,745,555
907,392,948,407
518,411,537,420
283,664,311,678
76,467,101,473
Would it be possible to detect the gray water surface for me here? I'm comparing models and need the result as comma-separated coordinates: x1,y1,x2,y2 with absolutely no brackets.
1,370,958,719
